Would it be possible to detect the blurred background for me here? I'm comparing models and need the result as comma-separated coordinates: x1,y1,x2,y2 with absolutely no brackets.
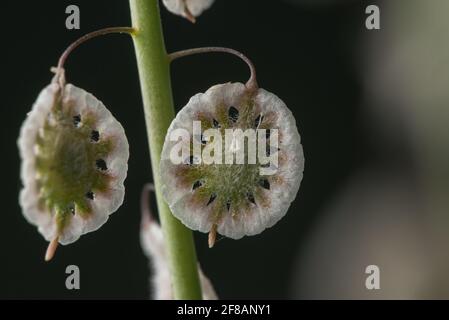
1,0,448,299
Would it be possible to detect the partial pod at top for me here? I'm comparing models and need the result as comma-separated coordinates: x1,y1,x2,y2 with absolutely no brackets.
162,0,214,22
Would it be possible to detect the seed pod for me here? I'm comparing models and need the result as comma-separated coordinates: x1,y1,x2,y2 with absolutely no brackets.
160,82,304,245
18,82,129,245
162,0,214,22
140,185,217,300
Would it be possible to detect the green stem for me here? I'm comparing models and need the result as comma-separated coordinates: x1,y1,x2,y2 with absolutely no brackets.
129,0,202,299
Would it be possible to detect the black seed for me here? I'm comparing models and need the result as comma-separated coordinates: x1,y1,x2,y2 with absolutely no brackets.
228,106,239,122
226,199,231,211
192,180,203,190
185,155,196,165
254,114,264,128
212,118,220,128
96,159,107,171
259,179,270,190
266,129,271,139
247,192,256,204
91,130,100,142
207,193,217,206
85,191,94,200
266,146,280,157
194,133,207,145
73,115,81,126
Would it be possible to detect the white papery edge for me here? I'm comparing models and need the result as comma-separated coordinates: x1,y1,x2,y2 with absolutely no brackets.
18,83,129,245
160,82,304,240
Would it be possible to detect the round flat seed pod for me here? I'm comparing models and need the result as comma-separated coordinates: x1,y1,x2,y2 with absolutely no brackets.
160,82,304,242
18,83,129,245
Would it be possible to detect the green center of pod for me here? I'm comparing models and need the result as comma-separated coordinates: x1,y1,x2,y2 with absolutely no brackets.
175,98,278,222
35,94,114,232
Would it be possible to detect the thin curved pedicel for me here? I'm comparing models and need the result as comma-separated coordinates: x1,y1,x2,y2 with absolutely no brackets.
18,83,129,258
160,82,304,247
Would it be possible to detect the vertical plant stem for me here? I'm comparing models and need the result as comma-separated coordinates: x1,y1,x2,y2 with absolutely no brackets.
129,0,202,299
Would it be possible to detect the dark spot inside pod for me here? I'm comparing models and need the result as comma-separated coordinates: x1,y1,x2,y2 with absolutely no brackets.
212,118,220,128
96,159,107,171
228,106,239,123
254,115,264,128
246,192,256,204
73,115,81,127
185,155,197,165
207,193,217,206
226,199,231,211
91,130,100,142
259,179,270,190
85,191,94,200
200,133,207,145
266,129,271,139
192,180,203,190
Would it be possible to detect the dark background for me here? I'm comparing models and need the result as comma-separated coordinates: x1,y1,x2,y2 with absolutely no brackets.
1,0,374,299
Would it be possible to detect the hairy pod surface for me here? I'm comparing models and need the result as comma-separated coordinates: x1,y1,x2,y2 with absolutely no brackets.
160,82,304,240
18,83,129,245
